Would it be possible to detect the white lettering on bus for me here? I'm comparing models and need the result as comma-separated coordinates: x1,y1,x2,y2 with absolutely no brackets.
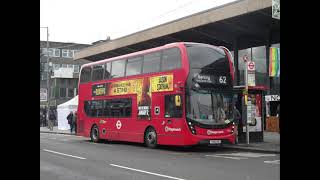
207,130,224,135
165,126,181,132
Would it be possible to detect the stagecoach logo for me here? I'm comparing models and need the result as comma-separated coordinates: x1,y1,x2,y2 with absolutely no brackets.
207,130,224,135
165,126,181,132
116,120,122,130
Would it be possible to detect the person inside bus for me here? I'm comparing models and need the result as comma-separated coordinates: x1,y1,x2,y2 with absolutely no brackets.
216,95,226,123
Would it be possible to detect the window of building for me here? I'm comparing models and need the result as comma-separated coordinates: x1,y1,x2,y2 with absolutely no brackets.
53,49,60,57
60,88,66,98
47,48,54,57
50,87,55,98
126,56,142,76
68,78,76,87
80,66,92,83
92,64,105,81
73,50,80,56
68,88,74,98
67,64,73,68
62,49,73,58
143,52,161,74
111,59,125,78
104,62,112,79
62,64,67,68
73,65,79,73
161,48,181,71
42,48,48,56
44,63,48,72
238,48,251,85
53,64,60,70
252,46,267,86
59,78,66,87
164,94,183,118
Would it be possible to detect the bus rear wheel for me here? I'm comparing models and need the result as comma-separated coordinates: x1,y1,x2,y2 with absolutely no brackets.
90,125,100,143
145,128,157,148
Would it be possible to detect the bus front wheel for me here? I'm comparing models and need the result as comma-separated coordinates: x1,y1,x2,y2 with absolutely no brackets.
145,128,157,148
90,125,100,143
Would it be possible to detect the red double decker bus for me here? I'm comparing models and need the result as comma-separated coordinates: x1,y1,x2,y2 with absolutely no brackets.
77,42,236,148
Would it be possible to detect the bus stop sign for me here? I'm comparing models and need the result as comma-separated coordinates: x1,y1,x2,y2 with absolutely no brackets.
247,62,255,71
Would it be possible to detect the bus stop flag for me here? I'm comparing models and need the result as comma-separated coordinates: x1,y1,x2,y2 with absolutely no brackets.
269,47,280,77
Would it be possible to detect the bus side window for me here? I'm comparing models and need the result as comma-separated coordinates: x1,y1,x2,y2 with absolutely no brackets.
164,94,183,118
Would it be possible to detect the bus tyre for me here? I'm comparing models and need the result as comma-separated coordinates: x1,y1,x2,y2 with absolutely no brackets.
145,128,157,148
90,125,100,143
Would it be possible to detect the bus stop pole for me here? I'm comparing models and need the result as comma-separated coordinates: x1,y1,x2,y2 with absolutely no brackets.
245,62,250,145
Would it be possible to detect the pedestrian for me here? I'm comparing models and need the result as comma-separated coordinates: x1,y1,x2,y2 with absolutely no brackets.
67,111,74,133
48,109,55,131
73,111,78,134
233,105,241,144
42,110,46,127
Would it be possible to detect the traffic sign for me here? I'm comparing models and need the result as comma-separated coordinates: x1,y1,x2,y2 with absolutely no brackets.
247,61,255,71
243,55,249,62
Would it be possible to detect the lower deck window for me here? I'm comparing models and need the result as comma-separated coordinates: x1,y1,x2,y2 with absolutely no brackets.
84,98,132,118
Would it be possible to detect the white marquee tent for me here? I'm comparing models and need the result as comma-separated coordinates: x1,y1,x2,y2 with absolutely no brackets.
57,95,78,130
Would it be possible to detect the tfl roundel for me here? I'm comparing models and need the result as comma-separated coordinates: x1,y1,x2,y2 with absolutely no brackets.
247,61,255,71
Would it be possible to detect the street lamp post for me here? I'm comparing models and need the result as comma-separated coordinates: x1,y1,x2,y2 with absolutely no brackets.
40,26,52,130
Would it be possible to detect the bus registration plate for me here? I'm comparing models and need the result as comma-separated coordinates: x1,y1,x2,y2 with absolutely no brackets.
209,140,221,144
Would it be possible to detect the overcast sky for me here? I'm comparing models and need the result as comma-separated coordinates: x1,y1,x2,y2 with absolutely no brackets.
40,0,236,44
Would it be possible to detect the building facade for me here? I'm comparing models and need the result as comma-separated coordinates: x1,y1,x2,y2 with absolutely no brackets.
40,41,91,108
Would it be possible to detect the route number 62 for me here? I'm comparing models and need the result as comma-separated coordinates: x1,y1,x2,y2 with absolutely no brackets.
219,76,227,84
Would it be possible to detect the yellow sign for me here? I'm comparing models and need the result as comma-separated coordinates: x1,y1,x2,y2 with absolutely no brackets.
150,74,173,92
109,79,143,96
175,95,181,106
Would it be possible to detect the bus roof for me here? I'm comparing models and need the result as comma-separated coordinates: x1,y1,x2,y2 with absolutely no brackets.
81,42,222,68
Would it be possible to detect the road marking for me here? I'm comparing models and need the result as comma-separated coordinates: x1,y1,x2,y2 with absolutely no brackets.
109,163,186,180
42,149,86,160
215,152,276,158
205,155,248,160
264,160,280,164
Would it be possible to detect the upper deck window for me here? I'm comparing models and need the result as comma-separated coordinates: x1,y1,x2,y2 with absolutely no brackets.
142,52,161,74
161,48,181,71
92,64,105,82
111,59,125,78
80,66,92,83
126,56,143,76
187,45,228,71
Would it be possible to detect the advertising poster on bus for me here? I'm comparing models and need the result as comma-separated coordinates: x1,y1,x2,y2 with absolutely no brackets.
91,74,174,120
137,77,151,119
243,94,262,132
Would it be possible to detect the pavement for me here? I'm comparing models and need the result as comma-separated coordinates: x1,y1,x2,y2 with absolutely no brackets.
41,133,280,180
40,126,280,154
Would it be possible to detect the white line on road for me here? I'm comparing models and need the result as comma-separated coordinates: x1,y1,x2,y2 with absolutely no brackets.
42,149,86,160
205,155,248,160
215,152,276,158
109,163,186,180
264,160,280,164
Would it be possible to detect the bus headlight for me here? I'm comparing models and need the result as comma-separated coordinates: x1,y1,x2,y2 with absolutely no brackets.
187,121,196,135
